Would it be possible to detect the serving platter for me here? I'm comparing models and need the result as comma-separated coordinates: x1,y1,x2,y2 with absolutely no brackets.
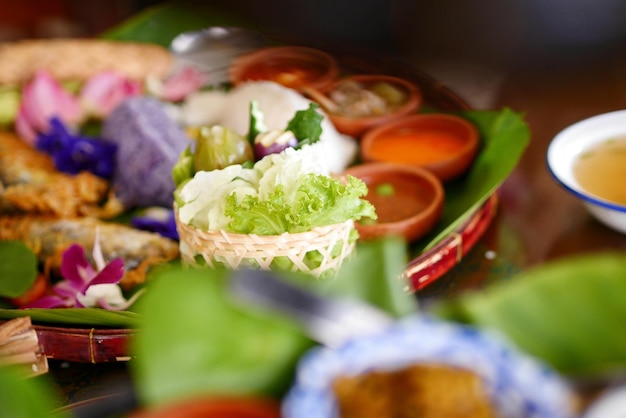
0,20,527,362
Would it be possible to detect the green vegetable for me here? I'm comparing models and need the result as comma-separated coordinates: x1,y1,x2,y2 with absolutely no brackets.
0,307,141,328
172,145,194,187
433,252,626,377
248,99,268,146
319,237,418,317
0,241,38,298
0,367,68,418
130,266,314,405
192,125,253,171
0,86,19,126
130,238,414,407
287,103,324,148
376,183,395,196
225,174,376,234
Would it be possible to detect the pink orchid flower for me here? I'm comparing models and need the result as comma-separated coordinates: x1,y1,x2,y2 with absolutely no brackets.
80,71,142,118
155,65,206,102
15,70,82,145
25,230,143,310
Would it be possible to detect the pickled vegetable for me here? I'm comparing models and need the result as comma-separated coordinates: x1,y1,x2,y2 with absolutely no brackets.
253,130,298,160
191,125,253,172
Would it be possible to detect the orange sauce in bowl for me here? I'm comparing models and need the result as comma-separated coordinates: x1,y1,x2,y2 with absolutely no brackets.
368,128,468,165
240,60,328,89
365,179,435,223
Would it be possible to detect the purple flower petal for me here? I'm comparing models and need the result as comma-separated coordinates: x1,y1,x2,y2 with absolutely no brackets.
60,244,95,290
26,235,133,310
88,258,125,286
35,117,117,179
24,295,72,309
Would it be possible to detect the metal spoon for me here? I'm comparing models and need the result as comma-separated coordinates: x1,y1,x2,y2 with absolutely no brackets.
170,26,269,84
229,269,394,348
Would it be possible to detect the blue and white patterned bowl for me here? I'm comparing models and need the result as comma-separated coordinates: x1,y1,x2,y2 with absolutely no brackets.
282,315,575,418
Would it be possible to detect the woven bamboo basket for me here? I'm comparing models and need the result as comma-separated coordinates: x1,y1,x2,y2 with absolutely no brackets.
175,213,356,278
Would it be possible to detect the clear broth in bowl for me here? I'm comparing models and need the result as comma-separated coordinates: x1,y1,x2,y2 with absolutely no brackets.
574,136,626,205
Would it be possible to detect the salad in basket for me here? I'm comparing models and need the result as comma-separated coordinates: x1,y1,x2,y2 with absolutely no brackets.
172,101,376,277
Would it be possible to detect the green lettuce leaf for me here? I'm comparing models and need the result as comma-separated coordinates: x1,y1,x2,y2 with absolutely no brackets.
225,173,376,234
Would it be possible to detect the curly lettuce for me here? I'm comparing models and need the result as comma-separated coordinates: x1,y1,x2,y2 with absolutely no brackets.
225,174,375,234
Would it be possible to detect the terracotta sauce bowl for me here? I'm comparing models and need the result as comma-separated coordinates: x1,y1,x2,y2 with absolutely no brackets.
318,74,422,137
344,162,444,242
360,113,479,181
229,46,339,92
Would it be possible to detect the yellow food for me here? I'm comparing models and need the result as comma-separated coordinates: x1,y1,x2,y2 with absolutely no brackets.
332,363,498,418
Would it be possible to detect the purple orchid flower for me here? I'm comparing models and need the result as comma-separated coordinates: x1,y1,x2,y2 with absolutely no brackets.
25,230,142,310
36,117,117,179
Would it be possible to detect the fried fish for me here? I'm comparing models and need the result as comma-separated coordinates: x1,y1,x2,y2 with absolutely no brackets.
0,132,124,218
0,39,173,85
0,216,180,289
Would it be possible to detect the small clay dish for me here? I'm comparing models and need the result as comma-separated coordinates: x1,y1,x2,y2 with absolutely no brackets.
360,113,480,181
344,162,444,242
229,46,340,91
314,74,422,137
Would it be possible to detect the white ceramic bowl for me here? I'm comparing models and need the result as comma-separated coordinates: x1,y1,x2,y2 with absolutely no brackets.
547,109,626,234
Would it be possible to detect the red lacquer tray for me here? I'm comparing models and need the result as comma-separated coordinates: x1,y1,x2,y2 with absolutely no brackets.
35,324,133,363
405,194,498,291
17,46,497,363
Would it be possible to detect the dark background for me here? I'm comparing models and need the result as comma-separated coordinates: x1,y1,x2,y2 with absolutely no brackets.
2,0,626,73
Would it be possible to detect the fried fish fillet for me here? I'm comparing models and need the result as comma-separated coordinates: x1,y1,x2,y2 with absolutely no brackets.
0,216,180,289
0,132,124,218
0,39,173,85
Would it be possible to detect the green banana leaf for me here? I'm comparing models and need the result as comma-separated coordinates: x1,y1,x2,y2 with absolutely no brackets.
131,238,414,405
418,108,529,252
102,3,254,46
433,252,626,378
130,266,315,404
0,367,69,418
0,307,140,328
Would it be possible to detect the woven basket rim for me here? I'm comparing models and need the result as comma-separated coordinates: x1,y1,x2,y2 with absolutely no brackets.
177,218,354,238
